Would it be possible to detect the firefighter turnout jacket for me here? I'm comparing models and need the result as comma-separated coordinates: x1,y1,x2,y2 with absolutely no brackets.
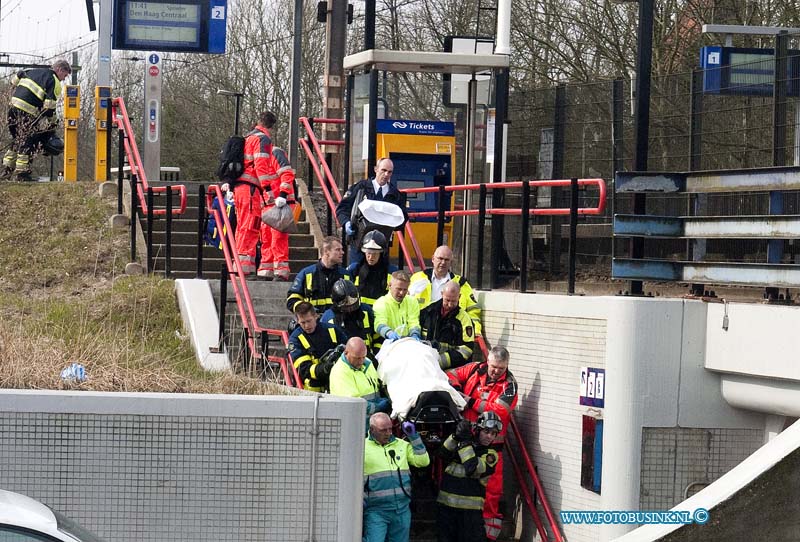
409,269,482,335
288,321,348,392
10,68,62,117
420,299,475,369
320,303,381,354
437,433,498,511
363,434,430,512
286,261,350,313
346,259,398,306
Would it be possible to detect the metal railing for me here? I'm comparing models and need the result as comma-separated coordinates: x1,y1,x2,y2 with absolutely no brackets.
111,97,187,217
203,184,301,387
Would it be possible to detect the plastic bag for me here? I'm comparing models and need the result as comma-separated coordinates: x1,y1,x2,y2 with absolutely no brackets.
261,203,297,233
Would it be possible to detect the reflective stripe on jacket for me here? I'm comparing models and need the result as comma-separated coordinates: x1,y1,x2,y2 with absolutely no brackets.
329,355,382,414
288,322,346,392
10,68,61,117
364,435,429,511
409,269,482,334
436,434,498,510
420,299,475,369
373,293,420,338
447,362,518,443
238,125,272,188
286,261,349,313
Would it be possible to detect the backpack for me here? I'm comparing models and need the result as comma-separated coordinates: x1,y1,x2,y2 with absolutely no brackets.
215,135,245,181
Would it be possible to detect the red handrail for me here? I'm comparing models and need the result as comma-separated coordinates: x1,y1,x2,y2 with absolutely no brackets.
205,185,300,388
405,179,607,219
111,97,187,216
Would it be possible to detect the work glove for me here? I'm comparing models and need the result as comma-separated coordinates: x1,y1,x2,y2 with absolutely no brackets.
429,340,441,351
275,196,287,208
402,421,417,437
454,419,474,442
375,397,391,413
345,221,355,236
386,331,400,341
410,331,421,341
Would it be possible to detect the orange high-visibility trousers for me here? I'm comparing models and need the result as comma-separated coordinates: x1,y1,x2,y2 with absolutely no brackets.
233,183,262,273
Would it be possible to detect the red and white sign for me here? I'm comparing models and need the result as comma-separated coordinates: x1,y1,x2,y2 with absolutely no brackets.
149,66,159,77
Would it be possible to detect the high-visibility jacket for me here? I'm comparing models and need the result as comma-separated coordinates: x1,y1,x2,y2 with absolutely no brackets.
363,434,429,511
236,125,272,189
346,259,398,306
286,261,350,313
261,147,295,200
447,362,518,444
320,303,380,354
10,68,62,117
420,299,475,369
288,322,348,392
373,293,421,339
329,355,383,415
409,269,482,335
436,434,498,510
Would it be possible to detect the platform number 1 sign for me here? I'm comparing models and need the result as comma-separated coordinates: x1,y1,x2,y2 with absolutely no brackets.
580,367,605,408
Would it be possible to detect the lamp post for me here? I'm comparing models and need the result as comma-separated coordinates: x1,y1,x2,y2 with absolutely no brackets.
217,89,244,135
613,0,654,295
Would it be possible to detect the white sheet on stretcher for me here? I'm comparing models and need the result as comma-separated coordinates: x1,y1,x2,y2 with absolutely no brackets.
376,338,467,419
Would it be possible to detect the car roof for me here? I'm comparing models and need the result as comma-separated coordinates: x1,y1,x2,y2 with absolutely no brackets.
0,489,59,534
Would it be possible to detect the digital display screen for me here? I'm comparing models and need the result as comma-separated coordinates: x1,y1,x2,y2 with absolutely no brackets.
113,0,227,54
728,53,774,88
395,180,426,201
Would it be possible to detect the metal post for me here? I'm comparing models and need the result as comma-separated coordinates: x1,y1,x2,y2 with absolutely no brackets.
364,0,375,50
490,68,510,289
477,184,487,289
165,186,173,278
147,187,154,272
629,0,654,296
568,178,579,294
343,74,354,189
130,174,138,263
611,78,624,264
368,70,379,171
117,128,125,215
289,0,303,167
436,185,446,246
768,31,789,300
520,180,530,293
688,68,706,296
197,185,205,278
550,84,566,276
233,94,242,135
218,268,227,348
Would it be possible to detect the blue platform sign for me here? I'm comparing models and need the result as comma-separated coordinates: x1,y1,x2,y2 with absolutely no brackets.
113,0,227,54
701,45,800,97
377,119,455,136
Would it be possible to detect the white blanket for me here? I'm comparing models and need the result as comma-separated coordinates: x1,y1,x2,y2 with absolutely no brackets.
376,338,467,419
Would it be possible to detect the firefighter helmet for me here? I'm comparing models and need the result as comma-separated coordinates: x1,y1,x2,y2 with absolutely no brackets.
331,279,360,313
476,411,503,433
361,230,387,253
42,134,64,156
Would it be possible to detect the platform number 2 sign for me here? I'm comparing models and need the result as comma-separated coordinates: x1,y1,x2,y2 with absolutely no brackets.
579,367,605,408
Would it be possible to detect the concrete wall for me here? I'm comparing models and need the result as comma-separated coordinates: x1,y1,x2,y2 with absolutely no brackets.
477,292,768,542
0,390,365,542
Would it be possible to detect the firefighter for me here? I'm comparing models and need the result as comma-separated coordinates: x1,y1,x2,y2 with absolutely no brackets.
286,236,349,313
409,245,482,335
231,111,276,275
287,301,348,392
447,346,518,540
3,59,71,182
373,270,421,342
320,279,380,356
346,230,398,306
328,337,390,428
420,280,475,370
436,412,502,542
363,413,429,542
258,147,295,281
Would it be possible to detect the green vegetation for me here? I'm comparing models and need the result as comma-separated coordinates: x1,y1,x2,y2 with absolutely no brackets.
0,181,290,394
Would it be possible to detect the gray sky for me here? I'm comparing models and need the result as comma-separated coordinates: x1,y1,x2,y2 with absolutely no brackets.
0,0,98,63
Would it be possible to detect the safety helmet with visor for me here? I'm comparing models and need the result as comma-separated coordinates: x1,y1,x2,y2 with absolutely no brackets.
361,229,388,253
331,279,361,313
476,411,503,433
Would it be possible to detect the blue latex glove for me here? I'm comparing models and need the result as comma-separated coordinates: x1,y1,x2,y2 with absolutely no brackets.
345,221,354,236
386,331,400,341
402,421,417,437
410,332,421,341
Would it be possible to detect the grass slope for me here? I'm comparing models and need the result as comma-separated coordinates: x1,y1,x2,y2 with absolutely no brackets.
0,181,290,395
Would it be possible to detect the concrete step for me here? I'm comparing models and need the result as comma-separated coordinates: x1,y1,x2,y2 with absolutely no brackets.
143,215,311,235
147,231,314,248
149,255,315,274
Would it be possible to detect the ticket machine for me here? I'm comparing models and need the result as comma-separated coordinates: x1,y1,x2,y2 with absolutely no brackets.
375,119,456,258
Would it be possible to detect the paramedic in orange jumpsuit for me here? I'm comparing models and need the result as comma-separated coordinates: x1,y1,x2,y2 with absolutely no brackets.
258,147,295,281
233,111,276,275
447,345,518,540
